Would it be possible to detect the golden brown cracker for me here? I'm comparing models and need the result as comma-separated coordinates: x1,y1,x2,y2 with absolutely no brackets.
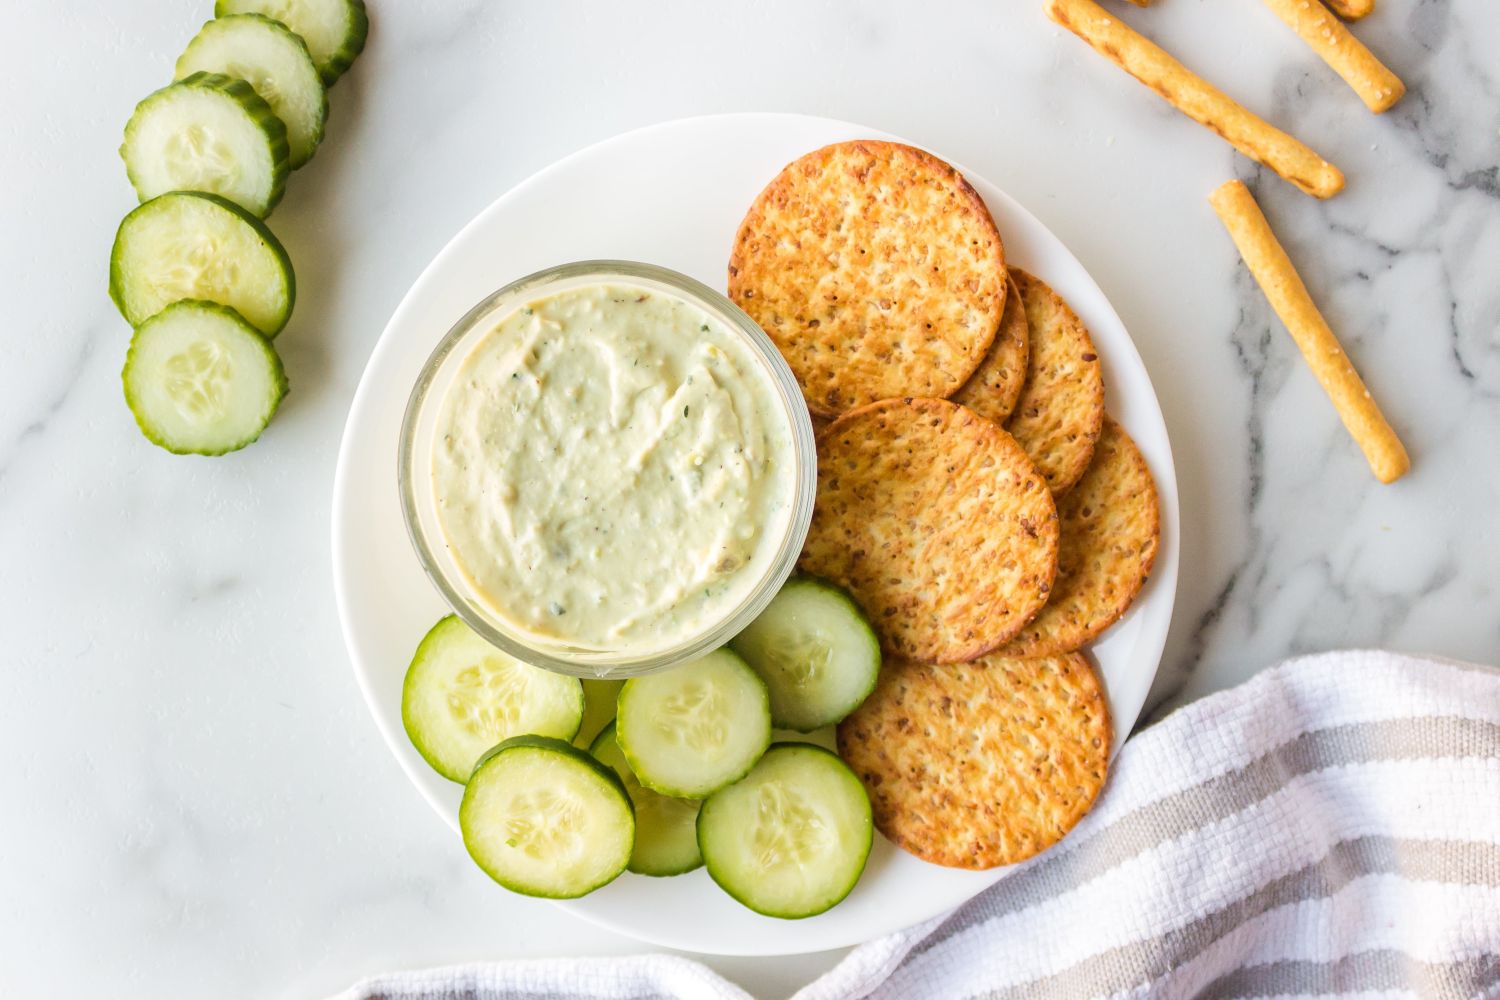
1004,270,1106,495
799,397,1058,664
837,652,1110,868
728,140,1007,417
999,416,1160,658
951,273,1031,425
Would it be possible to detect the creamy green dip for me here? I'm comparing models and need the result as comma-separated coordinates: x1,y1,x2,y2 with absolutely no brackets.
432,283,795,657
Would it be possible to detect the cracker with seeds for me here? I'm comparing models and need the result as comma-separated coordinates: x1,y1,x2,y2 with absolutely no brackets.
799,397,1058,664
728,140,1007,417
837,651,1110,868
1005,269,1105,495
951,273,1031,425
999,416,1160,658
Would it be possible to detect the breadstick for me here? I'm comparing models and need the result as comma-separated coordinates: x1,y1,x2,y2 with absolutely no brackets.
1322,0,1374,22
1209,180,1409,483
1045,0,1344,199
1261,0,1403,113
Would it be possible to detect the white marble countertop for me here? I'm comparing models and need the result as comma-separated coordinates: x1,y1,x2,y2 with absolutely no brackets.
3,1,1496,997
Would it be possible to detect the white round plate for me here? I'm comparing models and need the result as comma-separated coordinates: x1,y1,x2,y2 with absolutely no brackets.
333,113,1179,956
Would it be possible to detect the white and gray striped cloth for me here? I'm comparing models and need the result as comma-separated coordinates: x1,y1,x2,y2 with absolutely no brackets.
334,650,1500,1000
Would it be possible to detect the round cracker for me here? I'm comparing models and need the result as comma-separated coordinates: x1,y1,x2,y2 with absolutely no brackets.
728,140,1007,417
798,397,1058,664
1004,269,1105,495
951,273,1030,424
999,416,1160,658
837,652,1110,869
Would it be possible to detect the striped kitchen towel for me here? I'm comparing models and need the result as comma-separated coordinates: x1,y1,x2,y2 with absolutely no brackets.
332,650,1500,1000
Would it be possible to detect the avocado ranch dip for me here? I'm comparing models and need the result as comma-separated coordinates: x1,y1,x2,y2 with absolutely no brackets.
431,282,796,657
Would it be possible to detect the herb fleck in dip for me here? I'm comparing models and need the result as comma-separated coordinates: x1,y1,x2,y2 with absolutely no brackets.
432,283,795,657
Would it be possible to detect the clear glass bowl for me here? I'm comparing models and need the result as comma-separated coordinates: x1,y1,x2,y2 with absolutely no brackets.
398,261,816,678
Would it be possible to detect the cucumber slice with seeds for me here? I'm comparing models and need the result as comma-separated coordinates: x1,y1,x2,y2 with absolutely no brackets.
730,577,881,732
121,72,289,218
698,743,873,919
110,191,294,336
574,678,625,749
122,300,286,456
215,0,369,86
590,723,703,877
461,735,633,898
617,649,770,799
176,14,327,168
402,616,584,783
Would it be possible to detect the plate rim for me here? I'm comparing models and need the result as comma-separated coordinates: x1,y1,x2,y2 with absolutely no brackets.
331,111,1180,956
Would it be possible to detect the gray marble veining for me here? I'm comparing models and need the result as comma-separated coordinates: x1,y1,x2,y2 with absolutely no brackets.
1,1,1496,997
1147,0,1499,717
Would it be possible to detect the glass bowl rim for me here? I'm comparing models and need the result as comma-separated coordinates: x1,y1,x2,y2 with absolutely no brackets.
397,259,817,678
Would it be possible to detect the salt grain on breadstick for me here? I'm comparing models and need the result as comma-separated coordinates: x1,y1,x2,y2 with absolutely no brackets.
1261,0,1403,113
1044,0,1345,199
1322,0,1374,22
1209,180,1410,483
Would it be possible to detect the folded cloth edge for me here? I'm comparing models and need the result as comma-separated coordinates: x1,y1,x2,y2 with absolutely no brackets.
327,651,1500,1000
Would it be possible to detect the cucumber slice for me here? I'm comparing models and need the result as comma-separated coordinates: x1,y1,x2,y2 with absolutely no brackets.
729,577,882,732
122,300,286,456
617,649,770,799
110,191,295,337
590,723,703,877
175,14,327,168
215,0,368,86
402,616,584,783
121,72,289,218
698,743,873,919
460,735,633,898
574,678,624,749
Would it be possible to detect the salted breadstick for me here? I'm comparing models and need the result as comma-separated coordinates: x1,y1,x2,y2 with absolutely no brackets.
1322,0,1374,22
1261,0,1403,113
1209,180,1409,483
1045,0,1344,199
